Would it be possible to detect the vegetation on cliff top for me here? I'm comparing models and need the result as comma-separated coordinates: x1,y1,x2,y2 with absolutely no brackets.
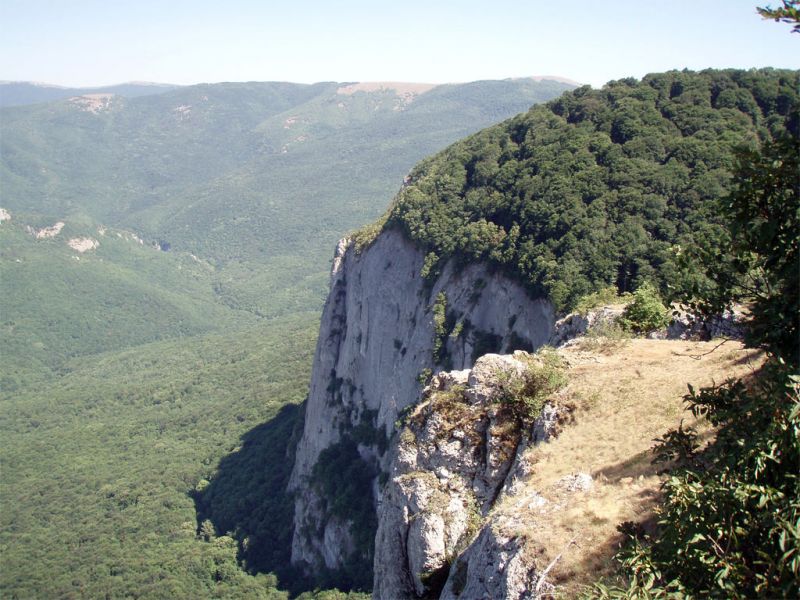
594,111,799,596
383,68,798,312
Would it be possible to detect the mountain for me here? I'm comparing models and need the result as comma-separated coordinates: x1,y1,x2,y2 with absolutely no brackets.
0,77,575,598
1,77,574,379
270,69,798,595
0,81,180,107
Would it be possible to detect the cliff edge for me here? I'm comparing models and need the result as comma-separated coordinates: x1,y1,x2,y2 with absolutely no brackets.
287,229,554,582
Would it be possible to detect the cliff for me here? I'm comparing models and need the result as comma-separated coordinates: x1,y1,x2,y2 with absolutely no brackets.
373,351,563,599
282,68,796,596
287,229,758,597
287,229,555,582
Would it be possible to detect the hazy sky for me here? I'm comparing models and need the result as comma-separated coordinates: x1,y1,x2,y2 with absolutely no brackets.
1,0,797,88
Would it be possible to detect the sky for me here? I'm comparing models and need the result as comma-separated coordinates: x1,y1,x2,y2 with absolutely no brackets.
1,0,797,89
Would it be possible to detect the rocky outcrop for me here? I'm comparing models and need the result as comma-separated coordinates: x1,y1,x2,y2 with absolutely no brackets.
548,306,624,347
439,526,540,600
373,352,560,599
666,308,745,341
288,229,555,579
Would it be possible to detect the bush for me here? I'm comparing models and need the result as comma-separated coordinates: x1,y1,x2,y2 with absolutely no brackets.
619,283,669,334
578,319,632,354
496,348,567,421
574,286,629,315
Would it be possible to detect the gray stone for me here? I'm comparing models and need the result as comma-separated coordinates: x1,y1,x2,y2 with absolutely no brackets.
288,230,555,575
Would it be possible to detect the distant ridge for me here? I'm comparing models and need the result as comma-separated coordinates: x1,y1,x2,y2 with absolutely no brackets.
1,77,582,107
336,81,438,96
0,81,181,107
520,75,584,86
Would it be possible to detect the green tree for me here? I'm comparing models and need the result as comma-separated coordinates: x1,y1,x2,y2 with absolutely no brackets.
593,132,800,599
758,1,800,33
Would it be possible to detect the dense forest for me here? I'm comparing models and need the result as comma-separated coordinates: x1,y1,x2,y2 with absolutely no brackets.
382,69,798,311
2,63,798,598
1,80,572,599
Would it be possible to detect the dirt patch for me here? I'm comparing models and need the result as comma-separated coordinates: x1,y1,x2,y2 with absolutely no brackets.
69,93,114,113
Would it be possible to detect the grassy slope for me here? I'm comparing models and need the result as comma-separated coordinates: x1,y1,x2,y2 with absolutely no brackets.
492,338,763,597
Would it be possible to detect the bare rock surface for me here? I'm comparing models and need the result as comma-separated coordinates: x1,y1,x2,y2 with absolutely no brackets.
288,229,555,576
373,352,559,599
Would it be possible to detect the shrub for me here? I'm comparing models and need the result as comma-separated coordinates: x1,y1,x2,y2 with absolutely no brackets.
578,319,632,354
575,286,629,315
495,348,567,421
619,283,669,333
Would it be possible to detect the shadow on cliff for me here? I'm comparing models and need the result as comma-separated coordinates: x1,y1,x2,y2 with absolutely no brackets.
192,402,311,595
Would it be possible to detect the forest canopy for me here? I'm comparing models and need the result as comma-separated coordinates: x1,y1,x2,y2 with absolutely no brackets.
383,69,799,312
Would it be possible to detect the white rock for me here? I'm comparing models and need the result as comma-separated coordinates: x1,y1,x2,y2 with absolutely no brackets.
67,237,99,253
288,229,556,576
556,473,594,493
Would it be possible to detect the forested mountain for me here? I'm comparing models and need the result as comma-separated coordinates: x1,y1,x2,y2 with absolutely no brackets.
1,78,573,377
3,67,796,598
381,69,798,310
0,77,572,599
0,81,181,107
261,68,798,596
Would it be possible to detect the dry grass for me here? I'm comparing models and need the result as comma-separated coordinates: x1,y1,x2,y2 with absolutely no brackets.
492,339,763,597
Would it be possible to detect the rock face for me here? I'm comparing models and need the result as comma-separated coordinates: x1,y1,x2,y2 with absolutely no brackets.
666,308,745,341
439,526,540,600
373,352,560,599
288,229,555,580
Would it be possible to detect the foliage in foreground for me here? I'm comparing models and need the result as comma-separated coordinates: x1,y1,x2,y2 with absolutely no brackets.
592,132,799,597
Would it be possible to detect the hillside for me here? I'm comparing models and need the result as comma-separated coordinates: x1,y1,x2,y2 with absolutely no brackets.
0,315,317,599
0,81,180,107
489,338,763,597
4,68,796,598
0,77,574,375
277,68,799,596
383,69,799,310
0,216,259,387
0,77,574,598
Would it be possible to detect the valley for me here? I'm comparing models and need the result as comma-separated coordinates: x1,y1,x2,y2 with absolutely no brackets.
1,63,797,600
0,77,574,598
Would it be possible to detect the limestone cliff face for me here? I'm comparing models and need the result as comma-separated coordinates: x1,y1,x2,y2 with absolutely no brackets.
287,229,555,578
373,353,560,599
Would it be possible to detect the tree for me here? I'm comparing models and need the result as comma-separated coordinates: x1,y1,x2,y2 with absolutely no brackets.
594,124,800,600
758,1,800,33
725,135,799,362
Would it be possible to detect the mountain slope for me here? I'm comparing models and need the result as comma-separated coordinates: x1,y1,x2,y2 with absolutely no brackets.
384,68,799,310
278,68,799,595
1,78,575,326
0,77,574,598
0,81,180,107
